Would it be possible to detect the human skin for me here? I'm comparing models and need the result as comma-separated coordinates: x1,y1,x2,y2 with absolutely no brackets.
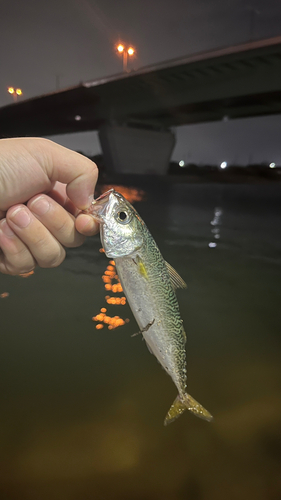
0,138,99,275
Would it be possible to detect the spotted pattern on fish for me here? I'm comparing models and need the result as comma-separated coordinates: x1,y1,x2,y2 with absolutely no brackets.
116,221,188,397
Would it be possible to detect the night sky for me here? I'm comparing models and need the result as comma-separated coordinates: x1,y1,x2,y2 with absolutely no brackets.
1,0,281,165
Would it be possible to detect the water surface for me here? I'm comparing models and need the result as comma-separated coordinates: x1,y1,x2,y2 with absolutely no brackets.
1,179,281,500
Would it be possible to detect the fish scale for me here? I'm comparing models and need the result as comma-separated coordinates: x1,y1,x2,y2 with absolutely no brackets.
88,189,213,425
115,235,187,396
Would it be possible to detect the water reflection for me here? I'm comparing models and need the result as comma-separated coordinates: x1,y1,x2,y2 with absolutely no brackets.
209,206,223,248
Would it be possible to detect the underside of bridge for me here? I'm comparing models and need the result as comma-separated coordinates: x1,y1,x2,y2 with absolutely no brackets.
1,36,281,174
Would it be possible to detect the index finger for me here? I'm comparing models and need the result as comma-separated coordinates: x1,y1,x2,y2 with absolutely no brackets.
0,138,98,211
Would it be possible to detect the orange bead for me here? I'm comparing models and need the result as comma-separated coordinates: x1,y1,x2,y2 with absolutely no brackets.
102,276,111,283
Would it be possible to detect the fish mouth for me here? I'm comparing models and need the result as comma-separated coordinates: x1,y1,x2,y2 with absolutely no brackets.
84,189,114,223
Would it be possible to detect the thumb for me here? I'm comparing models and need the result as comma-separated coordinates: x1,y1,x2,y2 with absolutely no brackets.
43,139,98,209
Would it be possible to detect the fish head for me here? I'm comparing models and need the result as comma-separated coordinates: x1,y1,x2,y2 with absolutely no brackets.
89,189,144,258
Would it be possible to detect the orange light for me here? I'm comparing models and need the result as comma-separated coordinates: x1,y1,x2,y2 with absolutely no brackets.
8,87,15,94
112,283,123,293
16,88,22,96
100,185,145,204
0,292,9,298
19,270,34,278
127,47,134,56
102,276,111,283
92,260,128,332
117,44,124,53
104,270,115,276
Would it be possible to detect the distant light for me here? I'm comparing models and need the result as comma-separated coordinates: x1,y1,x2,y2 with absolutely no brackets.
16,88,22,96
8,87,15,94
127,47,134,56
179,160,185,167
220,161,227,169
269,162,276,169
208,242,217,248
117,44,124,53
75,115,81,121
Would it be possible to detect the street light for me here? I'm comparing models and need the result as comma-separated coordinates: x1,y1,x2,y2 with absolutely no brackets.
7,87,23,102
220,161,228,169
116,43,135,72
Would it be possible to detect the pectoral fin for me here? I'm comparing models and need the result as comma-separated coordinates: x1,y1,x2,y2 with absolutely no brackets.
165,261,187,289
164,393,213,425
135,255,148,279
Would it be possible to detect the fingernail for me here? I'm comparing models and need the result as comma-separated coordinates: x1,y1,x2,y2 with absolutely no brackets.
29,196,50,216
0,220,14,237
10,207,31,228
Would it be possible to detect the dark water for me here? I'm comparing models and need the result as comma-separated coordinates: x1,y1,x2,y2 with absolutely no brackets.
1,179,281,500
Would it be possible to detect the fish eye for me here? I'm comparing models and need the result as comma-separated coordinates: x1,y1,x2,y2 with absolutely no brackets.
115,209,131,224
119,211,127,220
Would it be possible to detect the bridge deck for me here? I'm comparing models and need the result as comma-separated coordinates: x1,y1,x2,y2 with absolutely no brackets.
1,36,281,137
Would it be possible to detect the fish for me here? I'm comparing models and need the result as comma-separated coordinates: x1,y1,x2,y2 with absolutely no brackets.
87,189,213,425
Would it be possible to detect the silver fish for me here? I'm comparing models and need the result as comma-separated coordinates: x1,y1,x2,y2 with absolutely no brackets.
88,189,213,425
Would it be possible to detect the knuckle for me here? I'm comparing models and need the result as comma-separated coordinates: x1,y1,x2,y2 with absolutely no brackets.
40,248,65,268
32,234,48,251
55,218,69,234
67,233,85,248
6,252,35,275
3,262,28,275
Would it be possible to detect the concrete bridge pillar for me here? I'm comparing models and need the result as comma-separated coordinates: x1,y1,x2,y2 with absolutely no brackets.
98,125,175,175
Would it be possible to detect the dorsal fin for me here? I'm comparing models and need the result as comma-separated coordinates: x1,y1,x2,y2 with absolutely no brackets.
165,261,187,289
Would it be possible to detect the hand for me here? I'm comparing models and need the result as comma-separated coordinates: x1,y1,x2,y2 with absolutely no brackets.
0,138,99,275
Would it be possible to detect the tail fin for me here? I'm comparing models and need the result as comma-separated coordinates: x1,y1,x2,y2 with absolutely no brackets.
164,393,213,426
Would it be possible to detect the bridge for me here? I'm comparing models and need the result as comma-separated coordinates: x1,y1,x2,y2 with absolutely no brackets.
1,36,281,174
